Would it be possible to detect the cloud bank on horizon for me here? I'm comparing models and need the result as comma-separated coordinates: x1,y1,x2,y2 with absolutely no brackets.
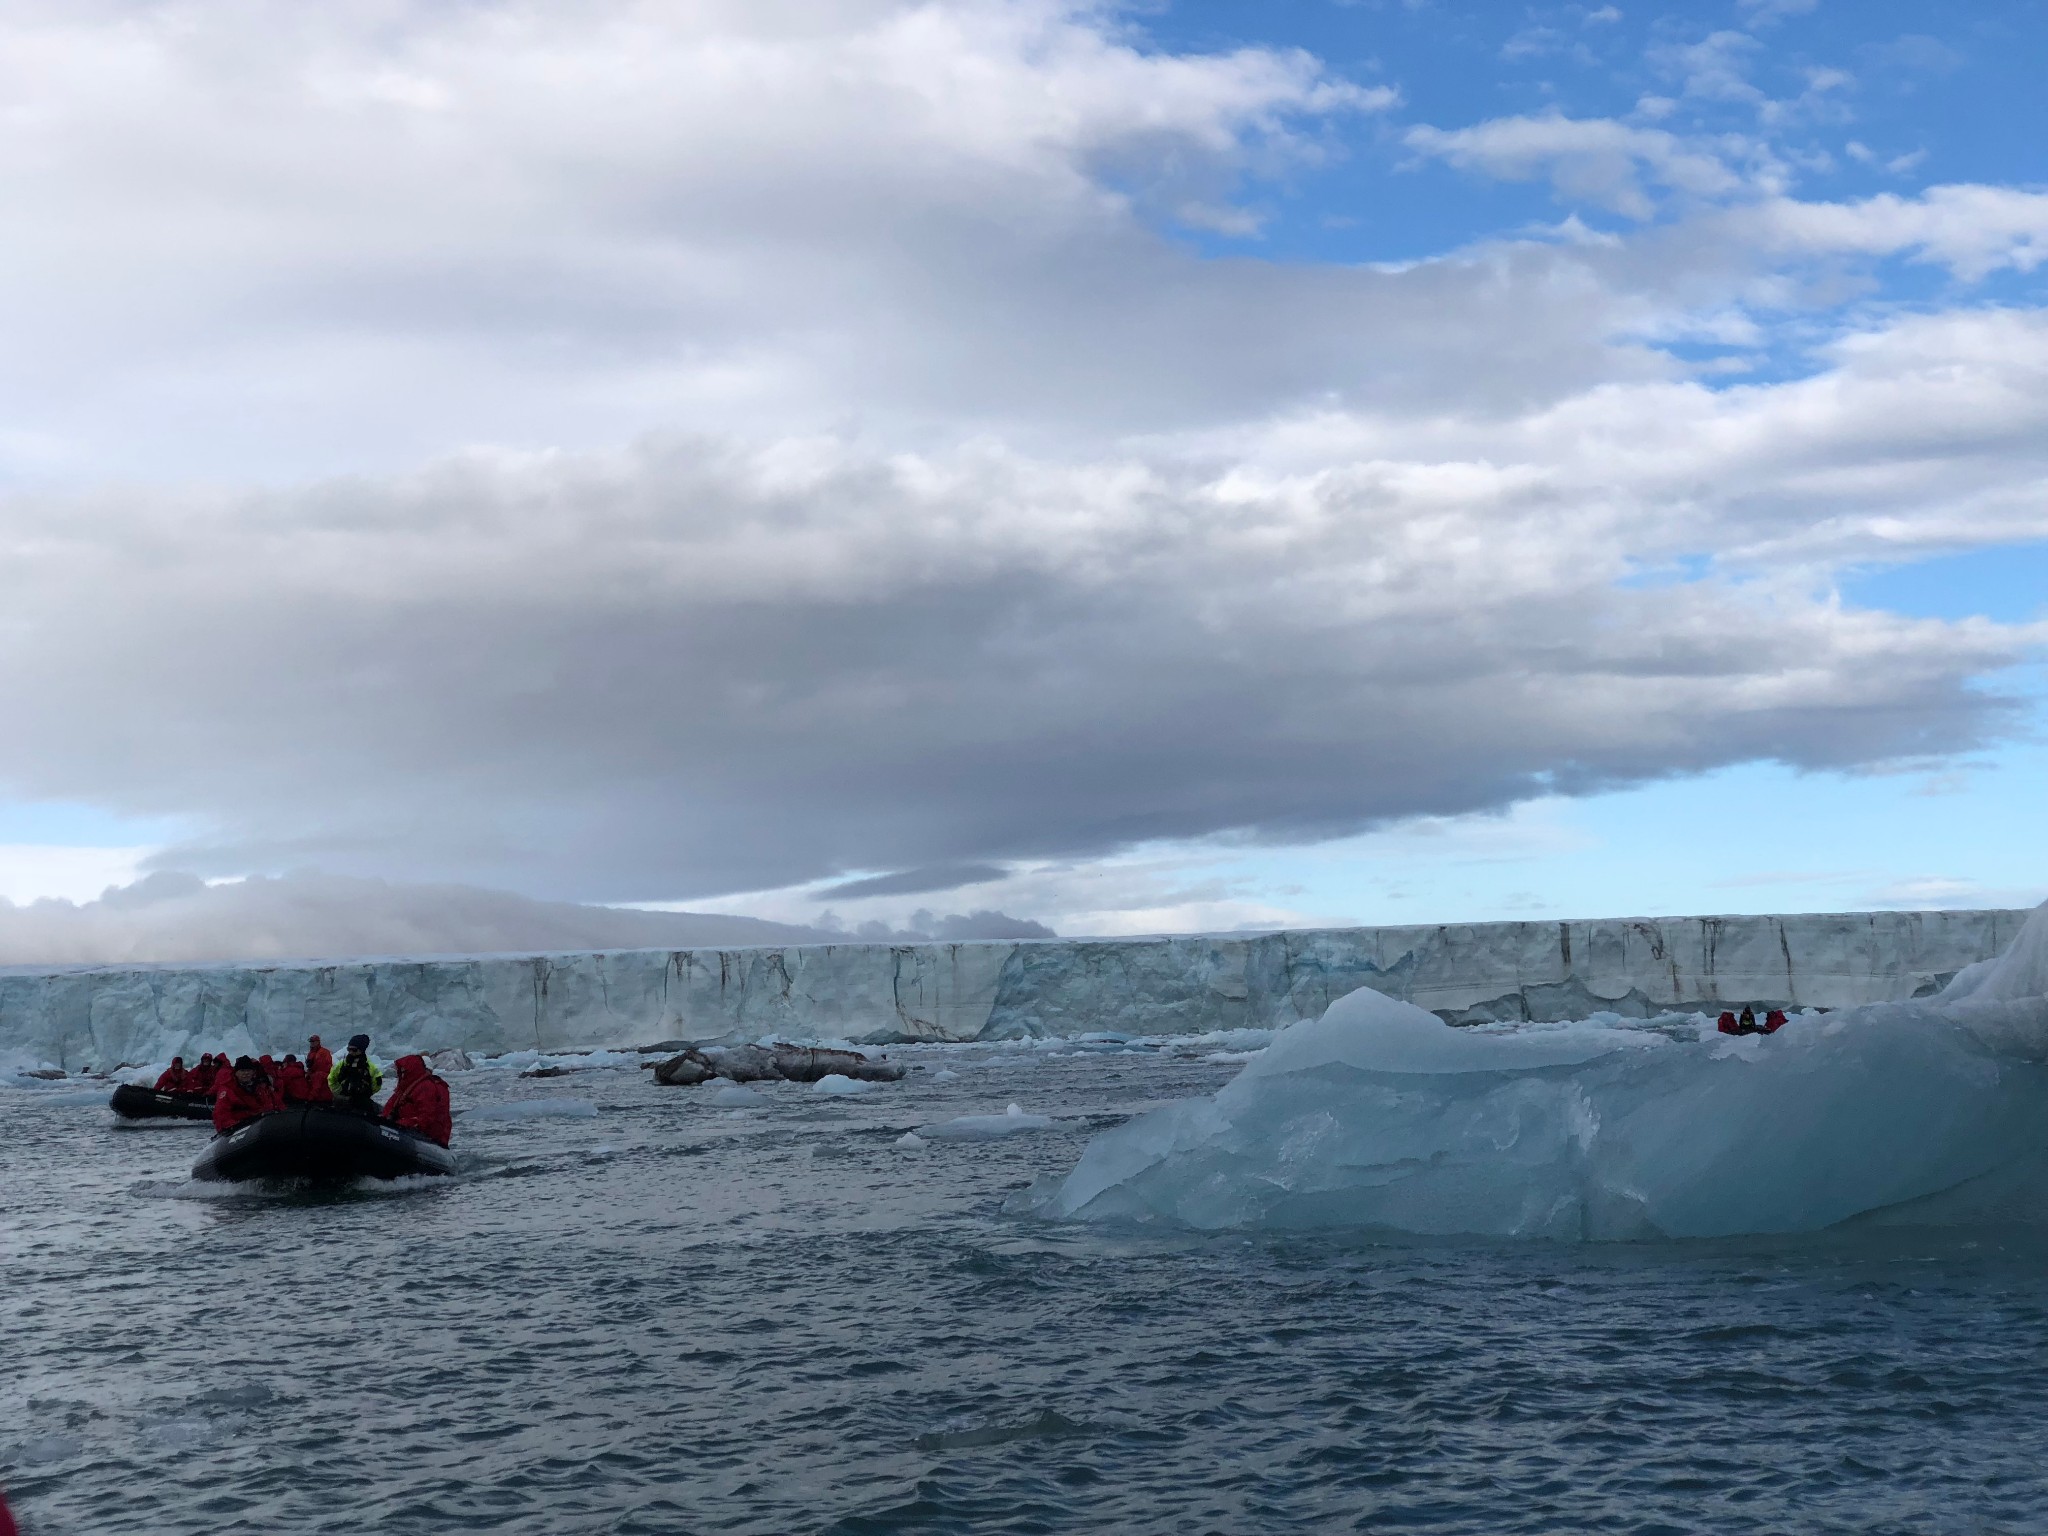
0,0,2042,937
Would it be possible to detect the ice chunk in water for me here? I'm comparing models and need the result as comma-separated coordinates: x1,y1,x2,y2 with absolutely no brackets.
811,1074,872,1095
1049,903,2048,1240
923,1103,1056,1141
707,1083,767,1107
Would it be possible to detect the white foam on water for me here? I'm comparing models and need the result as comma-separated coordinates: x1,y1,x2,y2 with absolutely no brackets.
462,1097,599,1121
1048,902,2048,1241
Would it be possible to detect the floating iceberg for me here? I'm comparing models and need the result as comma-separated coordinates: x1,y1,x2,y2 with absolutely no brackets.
923,1103,1056,1141
1047,903,2048,1241
811,1073,873,1096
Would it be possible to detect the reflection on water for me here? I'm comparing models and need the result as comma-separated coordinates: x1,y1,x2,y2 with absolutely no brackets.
6,1044,2048,1534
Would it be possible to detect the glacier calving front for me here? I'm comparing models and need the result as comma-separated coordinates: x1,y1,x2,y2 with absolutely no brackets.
0,908,2026,1071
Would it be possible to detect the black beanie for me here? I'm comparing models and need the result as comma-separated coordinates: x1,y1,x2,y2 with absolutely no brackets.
347,1034,371,1052
234,1055,258,1071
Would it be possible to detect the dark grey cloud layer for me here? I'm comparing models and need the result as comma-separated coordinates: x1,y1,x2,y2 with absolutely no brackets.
817,864,1012,900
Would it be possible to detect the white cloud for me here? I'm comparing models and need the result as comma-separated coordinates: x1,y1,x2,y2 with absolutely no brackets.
1406,112,1756,217
1740,186,2048,279
0,846,153,907
0,869,851,965
1736,0,1820,21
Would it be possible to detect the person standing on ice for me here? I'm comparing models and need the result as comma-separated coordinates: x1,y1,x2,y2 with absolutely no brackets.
212,1056,279,1135
329,1034,382,1112
304,1035,334,1102
383,1054,453,1147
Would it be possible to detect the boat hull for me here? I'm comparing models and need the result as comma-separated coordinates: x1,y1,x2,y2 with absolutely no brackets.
193,1106,457,1182
110,1084,213,1122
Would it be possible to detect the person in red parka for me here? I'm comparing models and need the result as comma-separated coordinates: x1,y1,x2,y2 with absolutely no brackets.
212,1056,279,1135
155,1056,191,1093
383,1054,452,1147
304,1035,334,1103
1763,1008,1788,1033
192,1053,215,1091
1715,1010,1739,1035
277,1053,310,1104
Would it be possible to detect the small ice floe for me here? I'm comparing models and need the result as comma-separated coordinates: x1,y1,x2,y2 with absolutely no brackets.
707,1083,766,1107
894,1131,926,1148
929,1068,960,1083
812,1073,872,1095
920,1103,1056,1141
462,1097,599,1121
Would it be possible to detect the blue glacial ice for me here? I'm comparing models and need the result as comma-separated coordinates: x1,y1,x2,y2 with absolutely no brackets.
1047,902,2048,1240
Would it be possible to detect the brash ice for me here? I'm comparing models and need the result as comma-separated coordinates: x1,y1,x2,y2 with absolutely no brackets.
1048,902,2048,1240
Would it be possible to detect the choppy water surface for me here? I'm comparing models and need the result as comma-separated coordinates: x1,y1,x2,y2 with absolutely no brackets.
7,1045,2048,1534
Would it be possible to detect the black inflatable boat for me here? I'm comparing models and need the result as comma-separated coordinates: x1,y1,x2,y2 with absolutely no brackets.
192,1105,457,1183
110,1084,213,1122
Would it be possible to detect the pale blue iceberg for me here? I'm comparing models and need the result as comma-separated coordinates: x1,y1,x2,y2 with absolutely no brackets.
1047,902,2048,1240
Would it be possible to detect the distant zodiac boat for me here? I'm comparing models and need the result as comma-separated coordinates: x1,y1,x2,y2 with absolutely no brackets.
108,1084,213,1122
192,1105,458,1182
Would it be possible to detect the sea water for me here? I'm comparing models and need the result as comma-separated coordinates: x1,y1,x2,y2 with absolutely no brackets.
7,1040,2048,1534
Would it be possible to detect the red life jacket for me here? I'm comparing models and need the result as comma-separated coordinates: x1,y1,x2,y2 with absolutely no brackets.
305,1046,334,1101
212,1075,277,1135
383,1055,453,1147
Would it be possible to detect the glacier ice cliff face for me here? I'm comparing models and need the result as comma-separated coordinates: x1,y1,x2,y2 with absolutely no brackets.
0,908,2028,1071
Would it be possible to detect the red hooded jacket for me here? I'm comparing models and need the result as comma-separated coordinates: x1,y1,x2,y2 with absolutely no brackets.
155,1061,191,1093
277,1058,310,1103
212,1071,280,1135
1716,1011,1739,1035
212,1060,239,1097
305,1041,334,1102
383,1055,452,1147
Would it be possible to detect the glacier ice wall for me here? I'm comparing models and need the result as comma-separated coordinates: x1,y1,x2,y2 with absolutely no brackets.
1047,902,2048,1240
0,907,2027,1072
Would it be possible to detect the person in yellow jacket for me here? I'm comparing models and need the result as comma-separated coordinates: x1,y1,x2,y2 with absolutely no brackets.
329,1032,384,1112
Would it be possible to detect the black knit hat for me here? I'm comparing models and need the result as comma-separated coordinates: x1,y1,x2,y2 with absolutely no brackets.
233,1055,258,1071
347,1034,371,1052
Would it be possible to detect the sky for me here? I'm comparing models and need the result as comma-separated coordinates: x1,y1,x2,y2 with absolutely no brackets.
0,0,2043,943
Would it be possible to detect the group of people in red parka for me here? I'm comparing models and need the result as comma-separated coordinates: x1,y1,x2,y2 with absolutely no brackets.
1717,1005,1789,1036
156,1031,453,1147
